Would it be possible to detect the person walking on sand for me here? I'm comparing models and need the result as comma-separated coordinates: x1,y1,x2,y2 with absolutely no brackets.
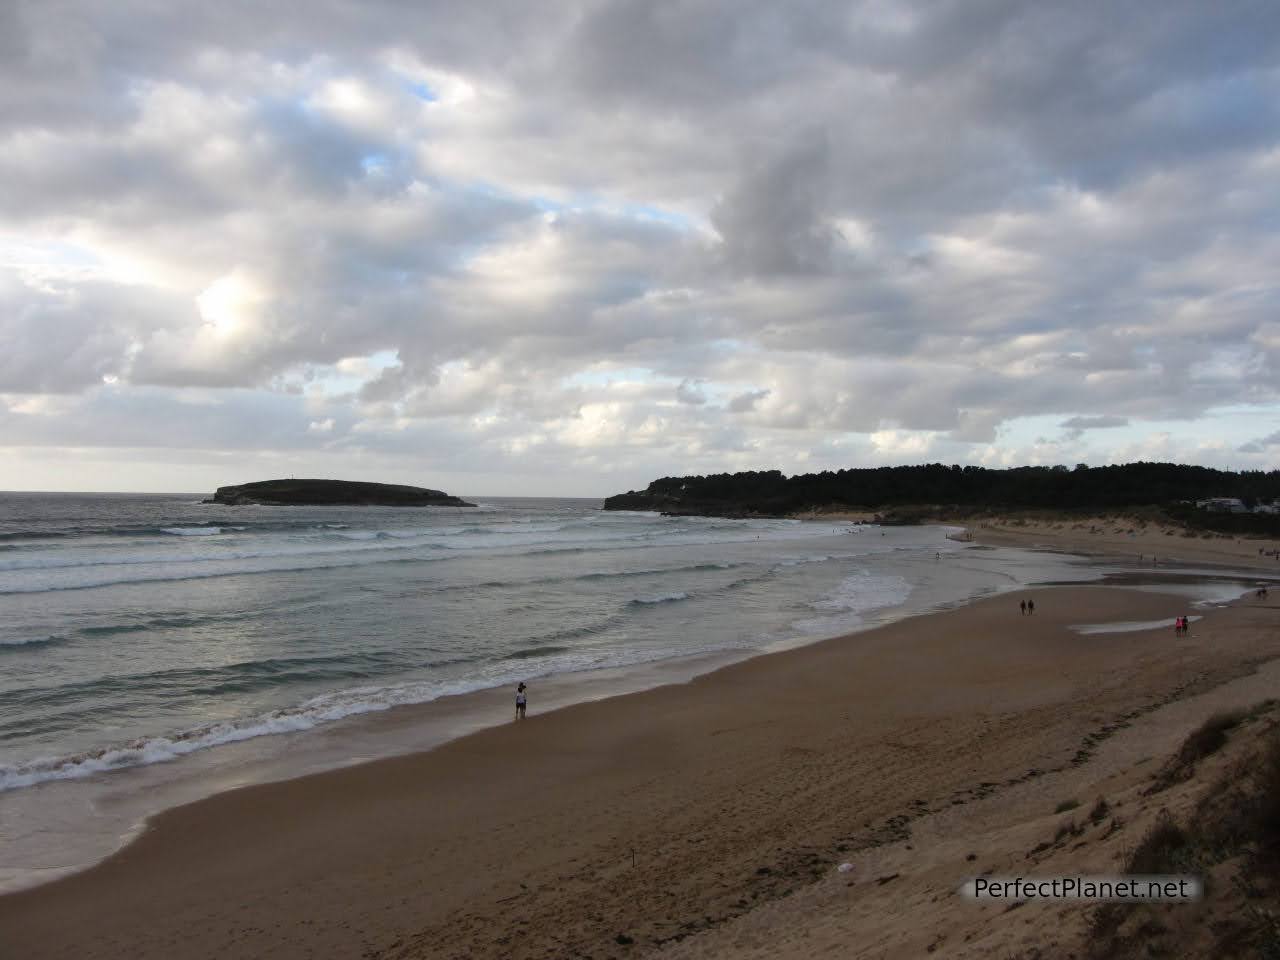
515,682,527,720
1019,600,1027,616
1027,599,1035,615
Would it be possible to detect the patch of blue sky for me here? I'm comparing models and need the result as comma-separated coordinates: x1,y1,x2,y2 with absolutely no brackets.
563,190,698,231
994,408,1280,457
361,152,391,174
696,381,758,405
530,194,569,213
615,202,698,231
364,349,401,370
404,80,437,102
561,367,661,389
460,178,531,202
461,181,696,231
559,367,766,408
448,179,558,220
995,413,1136,448
294,350,402,397
1197,406,1280,449
0,237,103,269
440,178,698,238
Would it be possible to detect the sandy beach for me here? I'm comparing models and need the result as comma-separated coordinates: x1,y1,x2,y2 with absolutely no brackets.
8,1,1279,955
964,513,1280,571
3,557,1278,959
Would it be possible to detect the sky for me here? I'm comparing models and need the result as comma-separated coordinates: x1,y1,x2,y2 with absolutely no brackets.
1,1,1278,497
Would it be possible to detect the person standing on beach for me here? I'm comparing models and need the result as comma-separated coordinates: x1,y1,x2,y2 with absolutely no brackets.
515,682,527,720
1019,600,1027,615
1027,599,1035,615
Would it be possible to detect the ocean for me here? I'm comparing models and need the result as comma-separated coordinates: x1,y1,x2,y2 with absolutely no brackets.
0,491,1102,890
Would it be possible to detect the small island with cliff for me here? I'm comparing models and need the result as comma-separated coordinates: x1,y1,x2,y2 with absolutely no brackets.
205,479,475,507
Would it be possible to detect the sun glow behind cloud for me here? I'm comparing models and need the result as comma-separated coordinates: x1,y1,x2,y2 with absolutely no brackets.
196,269,263,340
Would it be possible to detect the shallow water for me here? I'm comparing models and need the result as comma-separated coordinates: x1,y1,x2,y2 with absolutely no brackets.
0,494,1093,792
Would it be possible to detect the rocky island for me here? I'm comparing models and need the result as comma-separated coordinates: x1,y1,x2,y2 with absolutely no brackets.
206,479,475,507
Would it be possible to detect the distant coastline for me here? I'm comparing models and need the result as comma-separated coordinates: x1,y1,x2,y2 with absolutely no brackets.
603,463,1280,538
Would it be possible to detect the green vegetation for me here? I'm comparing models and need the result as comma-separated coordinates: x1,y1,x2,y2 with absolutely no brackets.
603,462,1280,522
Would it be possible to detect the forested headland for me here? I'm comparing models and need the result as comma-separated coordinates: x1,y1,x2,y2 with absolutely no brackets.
603,463,1280,534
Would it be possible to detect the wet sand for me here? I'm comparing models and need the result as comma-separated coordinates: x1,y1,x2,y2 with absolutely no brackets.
3,578,1277,960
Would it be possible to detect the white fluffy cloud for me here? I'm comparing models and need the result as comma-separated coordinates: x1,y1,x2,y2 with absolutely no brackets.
1,1,1278,494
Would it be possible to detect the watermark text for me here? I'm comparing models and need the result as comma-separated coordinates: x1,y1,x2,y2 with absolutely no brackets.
962,875,1201,902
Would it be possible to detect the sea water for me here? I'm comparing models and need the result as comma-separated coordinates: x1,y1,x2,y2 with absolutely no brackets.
0,492,1107,889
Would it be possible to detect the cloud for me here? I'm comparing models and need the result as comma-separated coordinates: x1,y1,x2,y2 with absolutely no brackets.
1,1,1279,492
728,388,769,413
675,378,707,405
711,130,839,276
1060,414,1130,440
1239,430,1280,454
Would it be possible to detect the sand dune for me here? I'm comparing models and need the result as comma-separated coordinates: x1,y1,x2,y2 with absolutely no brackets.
967,514,1280,571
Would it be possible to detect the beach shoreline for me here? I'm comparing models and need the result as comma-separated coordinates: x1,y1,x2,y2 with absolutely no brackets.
3,558,1278,959
0,524,1100,899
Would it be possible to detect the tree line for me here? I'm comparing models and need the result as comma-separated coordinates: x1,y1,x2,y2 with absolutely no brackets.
603,462,1280,518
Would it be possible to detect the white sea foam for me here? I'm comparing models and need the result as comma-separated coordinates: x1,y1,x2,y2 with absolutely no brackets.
160,527,221,536
791,572,913,634
779,555,831,567
0,659,624,791
0,681,460,791
0,633,778,793
631,591,689,605
0,635,57,647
